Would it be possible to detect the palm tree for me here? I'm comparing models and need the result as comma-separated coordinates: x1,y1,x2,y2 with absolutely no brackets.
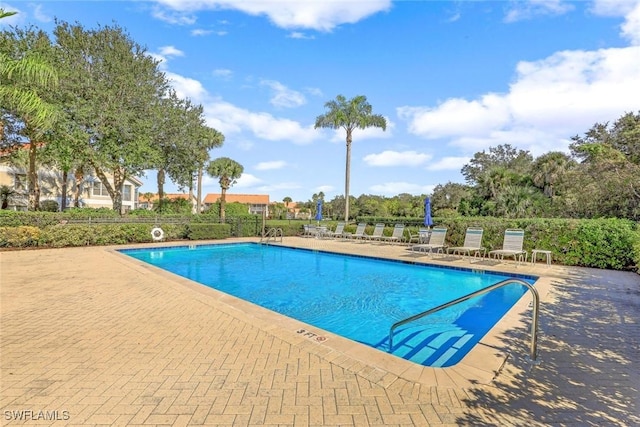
531,152,574,199
315,95,386,221
0,10,58,140
1,14,59,210
206,157,243,221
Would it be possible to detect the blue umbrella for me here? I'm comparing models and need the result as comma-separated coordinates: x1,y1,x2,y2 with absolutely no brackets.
424,197,433,228
315,199,323,221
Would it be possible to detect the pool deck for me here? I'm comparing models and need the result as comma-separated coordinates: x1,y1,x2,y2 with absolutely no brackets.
1,237,638,426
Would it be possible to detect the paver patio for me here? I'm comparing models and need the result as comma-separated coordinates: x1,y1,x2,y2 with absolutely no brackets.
1,237,638,426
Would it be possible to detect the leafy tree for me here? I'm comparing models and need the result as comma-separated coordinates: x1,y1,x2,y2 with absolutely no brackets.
568,112,640,219
154,93,224,213
461,144,533,186
52,21,169,213
206,157,243,221
431,182,472,214
315,95,386,221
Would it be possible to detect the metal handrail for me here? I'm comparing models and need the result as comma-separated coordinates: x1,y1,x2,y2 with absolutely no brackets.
260,227,283,243
388,278,540,361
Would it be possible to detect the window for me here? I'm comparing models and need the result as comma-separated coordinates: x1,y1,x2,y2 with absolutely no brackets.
13,174,26,191
123,185,132,202
92,181,109,197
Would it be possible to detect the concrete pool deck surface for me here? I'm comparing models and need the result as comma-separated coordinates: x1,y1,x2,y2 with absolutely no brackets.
0,237,638,426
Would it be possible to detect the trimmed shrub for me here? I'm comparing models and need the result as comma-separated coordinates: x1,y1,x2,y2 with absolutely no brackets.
0,226,41,247
187,223,231,240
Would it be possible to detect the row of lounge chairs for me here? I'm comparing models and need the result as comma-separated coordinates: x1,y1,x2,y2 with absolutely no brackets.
305,223,528,264
411,227,527,264
305,222,407,243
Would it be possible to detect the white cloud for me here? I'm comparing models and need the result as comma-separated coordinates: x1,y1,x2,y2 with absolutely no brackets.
203,99,319,144
213,68,233,79
159,45,185,57
621,2,640,45
369,182,435,196
425,157,471,171
363,150,432,167
400,42,640,155
305,87,323,97
504,0,574,23
234,173,262,188
151,6,196,25
398,94,510,139
255,160,286,170
261,80,306,108
154,0,392,31
288,32,315,39
31,4,51,22
165,71,208,101
162,66,319,144
257,182,303,192
191,28,213,36
591,1,640,45
315,185,334,193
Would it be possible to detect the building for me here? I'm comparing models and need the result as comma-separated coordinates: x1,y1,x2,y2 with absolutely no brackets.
0,164,142,212
203,193,270,216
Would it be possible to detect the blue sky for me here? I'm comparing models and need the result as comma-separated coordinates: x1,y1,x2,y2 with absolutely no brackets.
2,0,639,204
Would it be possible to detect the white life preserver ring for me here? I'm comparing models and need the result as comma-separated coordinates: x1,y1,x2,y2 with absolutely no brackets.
151,227,164,241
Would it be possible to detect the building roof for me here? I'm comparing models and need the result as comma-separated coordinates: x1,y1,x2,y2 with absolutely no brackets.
203,193,270,204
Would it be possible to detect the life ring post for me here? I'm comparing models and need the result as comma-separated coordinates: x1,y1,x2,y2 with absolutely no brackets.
151,227,165,241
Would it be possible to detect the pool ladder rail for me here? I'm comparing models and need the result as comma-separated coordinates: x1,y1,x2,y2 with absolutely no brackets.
261,227,283,244
388,278,540,362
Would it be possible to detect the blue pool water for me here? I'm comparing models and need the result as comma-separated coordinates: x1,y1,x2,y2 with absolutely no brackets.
120,243,536,367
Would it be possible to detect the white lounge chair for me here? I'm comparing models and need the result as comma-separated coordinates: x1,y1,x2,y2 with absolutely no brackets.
325,222,346,239
489,229,527,264
447,227,486,259
411,227,447,254
344,223,367,240
380,224,405,244
364,223,386,242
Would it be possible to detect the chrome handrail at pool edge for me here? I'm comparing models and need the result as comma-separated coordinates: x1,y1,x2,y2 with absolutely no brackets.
388,278,540,361
261,227,283,244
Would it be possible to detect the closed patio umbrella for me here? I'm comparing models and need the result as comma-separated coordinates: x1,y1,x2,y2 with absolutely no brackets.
424,197,433,228
315,199,323,222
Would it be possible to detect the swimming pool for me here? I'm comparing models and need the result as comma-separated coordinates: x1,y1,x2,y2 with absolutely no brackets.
120,243,537,367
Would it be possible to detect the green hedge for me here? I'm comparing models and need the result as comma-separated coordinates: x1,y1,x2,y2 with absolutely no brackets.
1,213,638,271
187,223,231,240
407,217,640,271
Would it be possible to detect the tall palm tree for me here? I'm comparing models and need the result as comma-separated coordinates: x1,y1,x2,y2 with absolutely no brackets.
206,157,243,221
315,95,386,221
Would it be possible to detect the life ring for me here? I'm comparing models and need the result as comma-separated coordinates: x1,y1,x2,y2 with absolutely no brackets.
151,227,164,241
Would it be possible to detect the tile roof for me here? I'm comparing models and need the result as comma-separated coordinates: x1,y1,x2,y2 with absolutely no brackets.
203,193,270,204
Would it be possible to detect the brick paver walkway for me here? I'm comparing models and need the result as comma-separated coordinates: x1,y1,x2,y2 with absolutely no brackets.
1,238,638,426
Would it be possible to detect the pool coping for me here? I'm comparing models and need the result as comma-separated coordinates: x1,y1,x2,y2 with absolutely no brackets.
109,238,555,390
